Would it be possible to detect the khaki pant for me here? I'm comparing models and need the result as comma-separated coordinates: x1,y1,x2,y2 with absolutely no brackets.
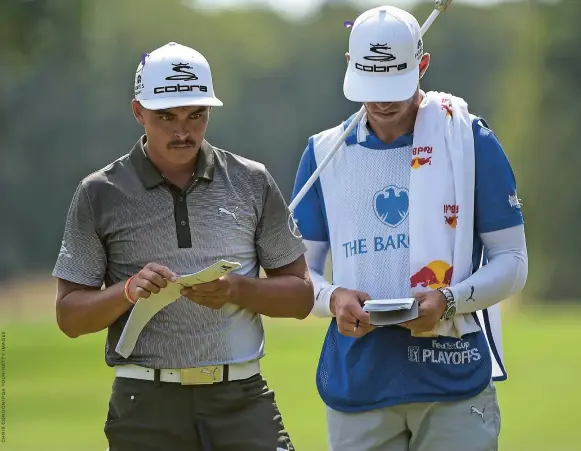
327,381,501,451
104,373,294,451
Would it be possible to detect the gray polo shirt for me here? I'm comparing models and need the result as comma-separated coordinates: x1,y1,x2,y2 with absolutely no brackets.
53,136,306,369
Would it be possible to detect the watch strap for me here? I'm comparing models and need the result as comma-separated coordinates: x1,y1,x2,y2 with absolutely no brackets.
438,287,456,321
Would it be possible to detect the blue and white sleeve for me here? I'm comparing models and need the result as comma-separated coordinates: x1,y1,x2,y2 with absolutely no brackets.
291,138,338,317
451,119,528,314
472,119,524,233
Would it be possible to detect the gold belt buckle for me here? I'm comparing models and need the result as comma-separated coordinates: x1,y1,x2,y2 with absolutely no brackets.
180,365,224,385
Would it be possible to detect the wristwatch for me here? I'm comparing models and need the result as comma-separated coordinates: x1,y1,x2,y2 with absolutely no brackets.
437,287,457,321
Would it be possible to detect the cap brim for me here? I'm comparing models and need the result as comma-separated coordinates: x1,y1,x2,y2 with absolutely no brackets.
139,96,223,110
343,64,419,103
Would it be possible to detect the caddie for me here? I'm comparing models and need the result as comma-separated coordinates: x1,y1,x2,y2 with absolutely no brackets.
291,6,528,451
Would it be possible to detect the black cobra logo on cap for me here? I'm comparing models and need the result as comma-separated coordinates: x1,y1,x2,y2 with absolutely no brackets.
166,63,199,81
364,43,396,62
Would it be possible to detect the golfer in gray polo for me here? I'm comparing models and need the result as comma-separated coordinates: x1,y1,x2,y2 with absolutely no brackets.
53,42,313,451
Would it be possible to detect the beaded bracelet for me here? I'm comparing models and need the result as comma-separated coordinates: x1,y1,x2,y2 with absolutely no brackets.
124,276,137,305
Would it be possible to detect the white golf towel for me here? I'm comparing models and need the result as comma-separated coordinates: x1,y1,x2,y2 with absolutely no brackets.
408,91,507,379
409,91,481,339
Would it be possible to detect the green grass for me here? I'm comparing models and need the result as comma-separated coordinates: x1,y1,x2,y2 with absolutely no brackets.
2,305,580,451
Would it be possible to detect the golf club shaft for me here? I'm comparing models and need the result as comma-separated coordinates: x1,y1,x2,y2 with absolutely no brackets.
420,9,440,35
421,0,452,35
289,0,453,214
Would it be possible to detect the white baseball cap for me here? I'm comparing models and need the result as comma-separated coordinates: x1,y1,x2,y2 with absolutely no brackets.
343,6,424,103
134,42,223,110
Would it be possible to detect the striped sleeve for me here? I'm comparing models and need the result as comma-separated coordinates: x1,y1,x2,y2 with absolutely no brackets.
52,182,107,287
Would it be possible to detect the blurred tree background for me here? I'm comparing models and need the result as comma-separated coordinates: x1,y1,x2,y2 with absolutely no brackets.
0,0,575,302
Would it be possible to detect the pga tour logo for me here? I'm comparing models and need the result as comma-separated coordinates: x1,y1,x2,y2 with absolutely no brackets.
408,346,420,363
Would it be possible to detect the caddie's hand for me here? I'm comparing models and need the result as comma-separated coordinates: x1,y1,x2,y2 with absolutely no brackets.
180,274,240,310
331,288,375,338
400,290,447,334
128,263,177,301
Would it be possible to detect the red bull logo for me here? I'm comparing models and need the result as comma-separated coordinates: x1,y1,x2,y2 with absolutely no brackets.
445,216,458,228
410,260,453,289
411,146,433,169
444,204,459,229
411,157,431,169
441,98,453,117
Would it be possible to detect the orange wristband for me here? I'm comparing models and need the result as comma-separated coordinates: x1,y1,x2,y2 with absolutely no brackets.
124,276,137,305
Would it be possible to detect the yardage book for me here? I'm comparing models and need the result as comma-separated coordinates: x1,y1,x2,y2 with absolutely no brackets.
363,298,419,326
115,260,241,358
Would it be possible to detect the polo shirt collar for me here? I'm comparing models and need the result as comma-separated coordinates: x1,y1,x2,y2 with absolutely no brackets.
129,135,215,189
344,111,414,150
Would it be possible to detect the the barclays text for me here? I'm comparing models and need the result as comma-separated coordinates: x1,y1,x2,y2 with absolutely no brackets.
342,234,409,258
